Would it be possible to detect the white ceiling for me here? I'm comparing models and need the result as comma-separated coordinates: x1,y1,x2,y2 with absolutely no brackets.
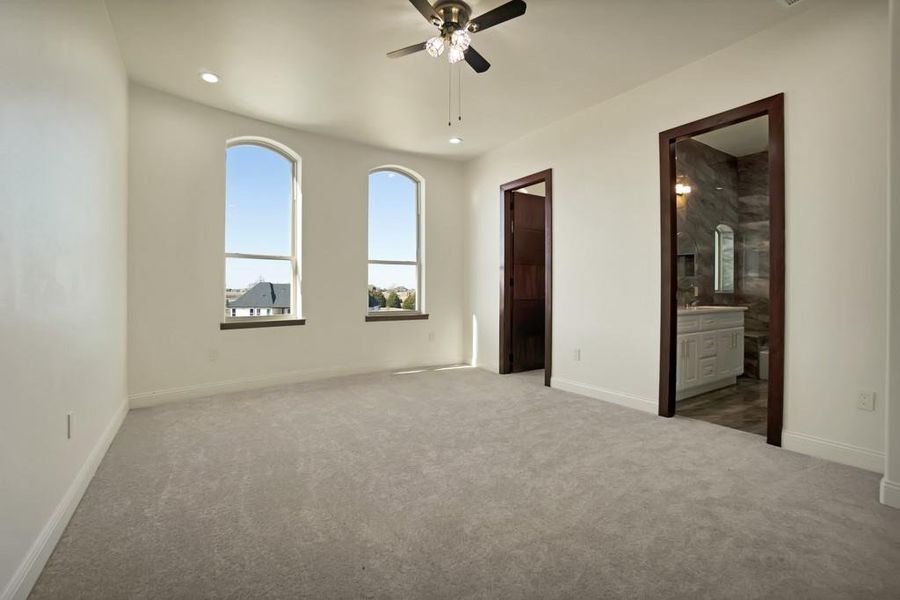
105,0,809,160
519,182,546,196
693,116,769,157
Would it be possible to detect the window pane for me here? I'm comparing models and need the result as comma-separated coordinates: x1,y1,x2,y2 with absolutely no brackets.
225,257,292,317
715,224,735,293
368,263,417,312
226,144,292,256
368,170,417,261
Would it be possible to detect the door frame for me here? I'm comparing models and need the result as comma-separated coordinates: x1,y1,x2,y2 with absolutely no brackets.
499,169,553,387
658,94,785,446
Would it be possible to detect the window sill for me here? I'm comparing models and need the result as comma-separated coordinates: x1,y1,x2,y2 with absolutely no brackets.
220,318,306,330
365,313,429,322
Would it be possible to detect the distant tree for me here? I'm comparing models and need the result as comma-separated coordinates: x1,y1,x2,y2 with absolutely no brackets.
370,289,386,308
386,291,401,309
401,291,416,310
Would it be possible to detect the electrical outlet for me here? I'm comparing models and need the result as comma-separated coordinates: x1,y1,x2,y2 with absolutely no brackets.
574,348,581,361
208,349,219,363
857,391,875,411
428,331,435,342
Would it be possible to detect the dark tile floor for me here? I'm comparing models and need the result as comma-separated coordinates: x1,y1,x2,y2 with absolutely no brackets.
677,377,768,436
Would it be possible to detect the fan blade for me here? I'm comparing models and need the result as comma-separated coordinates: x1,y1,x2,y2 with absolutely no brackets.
468,0,526,33
387,41,428,58
464,46,491,73
409,0,441,25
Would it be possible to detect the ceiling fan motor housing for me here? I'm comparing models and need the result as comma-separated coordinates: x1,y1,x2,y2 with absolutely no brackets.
434,1,473,34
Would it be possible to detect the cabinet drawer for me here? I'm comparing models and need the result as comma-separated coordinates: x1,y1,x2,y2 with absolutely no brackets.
699,333,717,358
699,312,744,331
699,357,718,383
677,315,701,333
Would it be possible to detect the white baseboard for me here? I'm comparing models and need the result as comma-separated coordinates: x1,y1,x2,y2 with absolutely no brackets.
129,359,464,408
782,430,884,473
550,380,885,474
880,478,900,509
1,400,128,600
551,376,657,414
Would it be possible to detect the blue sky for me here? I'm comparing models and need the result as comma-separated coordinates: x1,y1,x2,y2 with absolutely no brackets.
368,170,417,290
225,145,417,291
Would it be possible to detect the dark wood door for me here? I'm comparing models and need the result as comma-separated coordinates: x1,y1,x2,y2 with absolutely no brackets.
510,192,546,372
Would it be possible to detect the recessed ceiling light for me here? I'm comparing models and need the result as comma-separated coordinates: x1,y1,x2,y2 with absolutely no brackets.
449,137,462,144
200,72,220,84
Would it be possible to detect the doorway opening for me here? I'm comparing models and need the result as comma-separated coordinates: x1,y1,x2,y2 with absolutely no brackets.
499,169,552,387
658,96,784,446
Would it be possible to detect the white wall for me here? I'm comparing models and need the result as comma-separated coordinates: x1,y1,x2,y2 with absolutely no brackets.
0,2,128,598
464,0,890,471
128,86,466,405
883,0,900,508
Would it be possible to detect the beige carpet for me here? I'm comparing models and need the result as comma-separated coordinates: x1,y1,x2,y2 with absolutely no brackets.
31,367,900,599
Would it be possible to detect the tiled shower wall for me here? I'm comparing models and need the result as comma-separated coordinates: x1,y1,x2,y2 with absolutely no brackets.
675,139,738,304
735,151,770,335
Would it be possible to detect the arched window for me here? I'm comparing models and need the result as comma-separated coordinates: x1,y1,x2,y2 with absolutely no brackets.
223,138,301,323
367,167,423,316
714,224,735,293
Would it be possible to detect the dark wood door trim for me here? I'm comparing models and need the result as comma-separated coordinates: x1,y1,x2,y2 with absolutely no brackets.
500,169,553,387
658,94,785,447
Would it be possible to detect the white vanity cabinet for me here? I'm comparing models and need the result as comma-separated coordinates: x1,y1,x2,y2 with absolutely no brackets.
676,307,746,400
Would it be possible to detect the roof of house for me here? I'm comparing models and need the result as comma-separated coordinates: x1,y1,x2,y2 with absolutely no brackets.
227,282,291,308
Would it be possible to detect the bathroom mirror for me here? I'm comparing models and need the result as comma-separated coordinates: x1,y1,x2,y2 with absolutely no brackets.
714,224,735,293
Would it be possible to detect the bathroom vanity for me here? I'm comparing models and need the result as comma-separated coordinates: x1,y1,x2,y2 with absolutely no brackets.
676,306,747,400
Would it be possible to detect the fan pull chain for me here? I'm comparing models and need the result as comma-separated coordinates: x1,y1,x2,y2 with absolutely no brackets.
448,62,452,127
458,64,462,123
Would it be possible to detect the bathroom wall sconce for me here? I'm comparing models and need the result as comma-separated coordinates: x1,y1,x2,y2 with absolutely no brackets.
675,183,692,196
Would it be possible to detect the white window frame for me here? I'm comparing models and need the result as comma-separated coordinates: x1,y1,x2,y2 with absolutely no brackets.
367,166,423,315
714,223,735,293
223,137,301,323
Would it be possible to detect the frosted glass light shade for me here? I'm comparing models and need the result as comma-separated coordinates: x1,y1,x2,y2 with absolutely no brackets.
426,36,445,58
448,45,465,64
451,29,471,51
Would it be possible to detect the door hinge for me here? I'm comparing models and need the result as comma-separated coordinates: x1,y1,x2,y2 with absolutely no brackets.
510,278,514,288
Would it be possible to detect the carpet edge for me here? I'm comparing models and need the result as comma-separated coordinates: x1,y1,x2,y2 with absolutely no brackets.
551,376,657,414
782,430,884,473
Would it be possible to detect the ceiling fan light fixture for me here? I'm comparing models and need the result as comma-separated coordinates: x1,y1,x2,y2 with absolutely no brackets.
447,44,465,64
425,36,445,58
451,29,471,51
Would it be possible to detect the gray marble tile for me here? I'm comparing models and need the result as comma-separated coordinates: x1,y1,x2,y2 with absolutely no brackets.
675,139,738,303
736,151,770,336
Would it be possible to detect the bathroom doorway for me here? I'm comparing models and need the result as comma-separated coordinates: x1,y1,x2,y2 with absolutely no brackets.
658,96,784,446
499,169,553,386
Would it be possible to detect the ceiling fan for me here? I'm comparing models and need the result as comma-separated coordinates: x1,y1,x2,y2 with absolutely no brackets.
387,0,527,74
